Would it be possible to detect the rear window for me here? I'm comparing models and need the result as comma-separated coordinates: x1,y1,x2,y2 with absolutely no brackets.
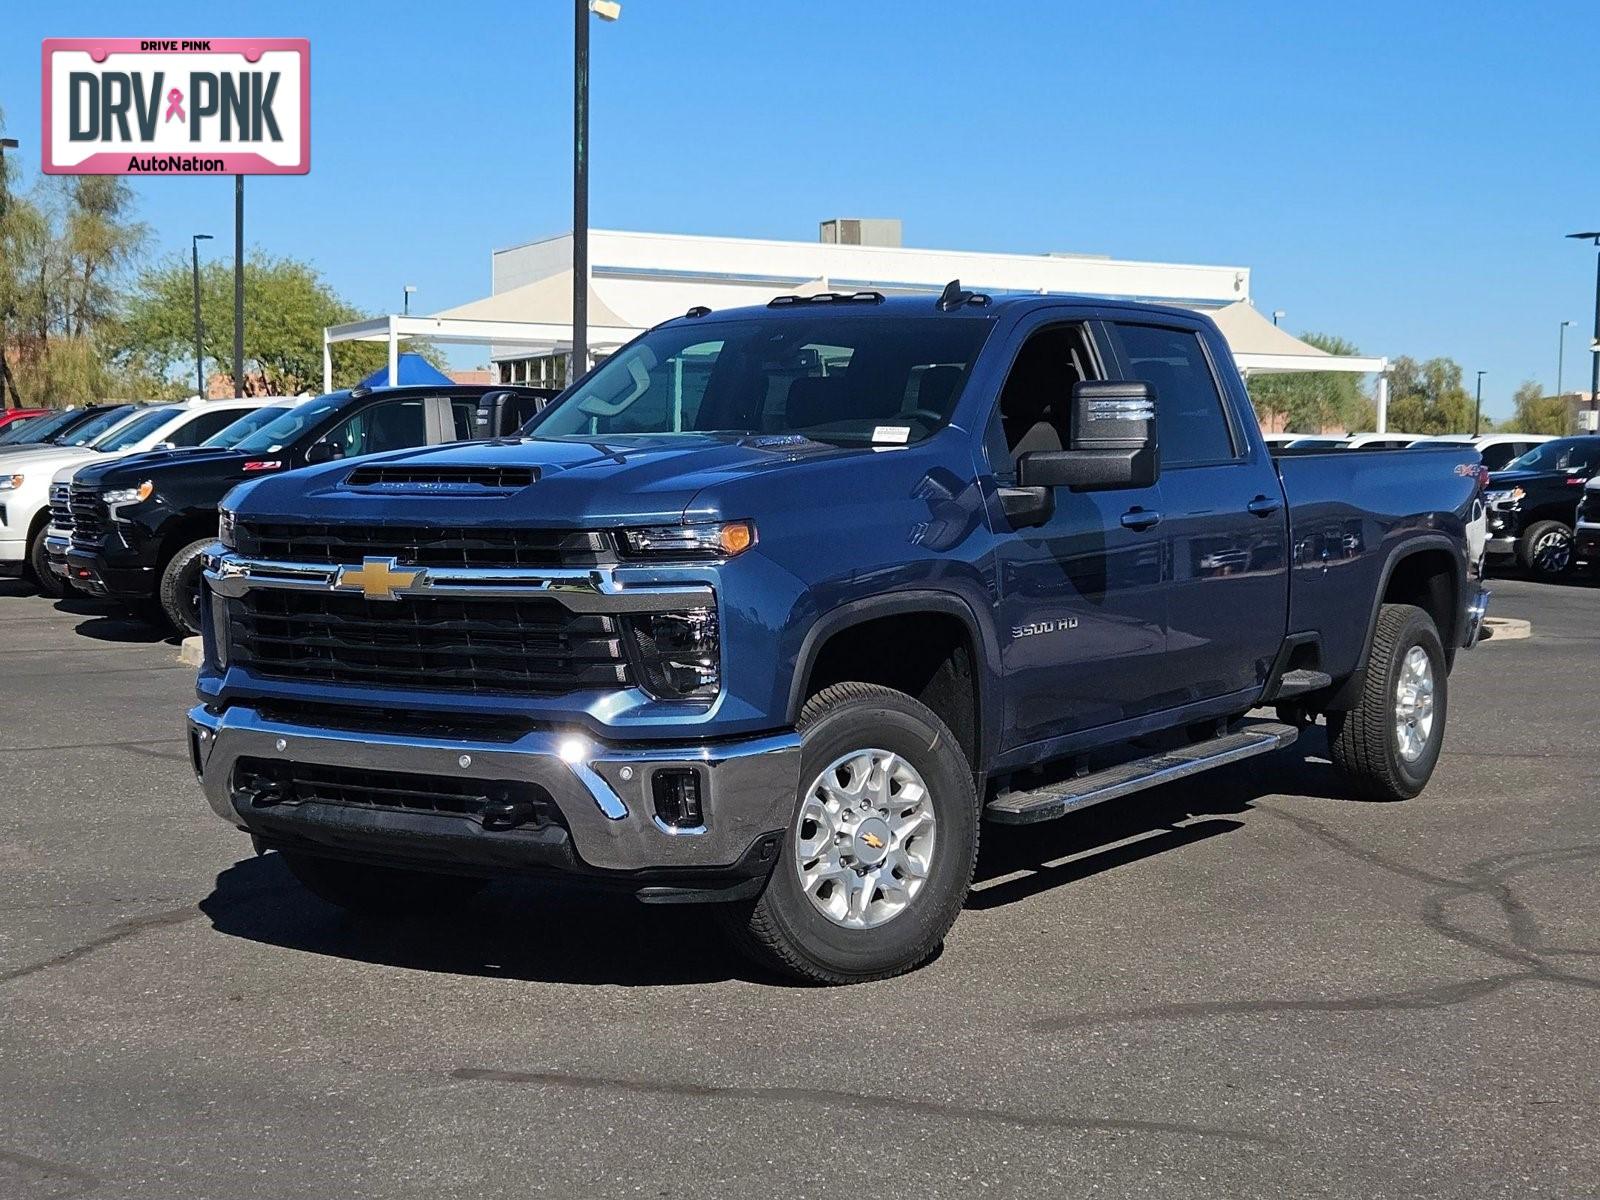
1112,324,1236,466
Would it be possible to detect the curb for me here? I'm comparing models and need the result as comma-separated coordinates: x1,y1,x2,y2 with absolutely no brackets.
178,636,203,667
1480,617,1531,643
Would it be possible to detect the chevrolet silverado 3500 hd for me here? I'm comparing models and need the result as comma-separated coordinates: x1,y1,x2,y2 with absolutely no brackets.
188,287,1488,983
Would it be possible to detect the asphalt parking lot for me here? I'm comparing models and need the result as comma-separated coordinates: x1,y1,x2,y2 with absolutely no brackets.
1,574,1597,1199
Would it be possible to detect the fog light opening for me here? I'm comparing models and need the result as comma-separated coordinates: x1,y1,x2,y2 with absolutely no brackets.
651,768,704,830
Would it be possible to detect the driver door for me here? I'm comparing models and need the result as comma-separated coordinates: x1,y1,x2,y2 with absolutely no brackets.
987,315,1170,752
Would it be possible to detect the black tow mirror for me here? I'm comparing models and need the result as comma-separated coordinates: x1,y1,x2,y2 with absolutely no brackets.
305,440,343,465
1018,381,1160,493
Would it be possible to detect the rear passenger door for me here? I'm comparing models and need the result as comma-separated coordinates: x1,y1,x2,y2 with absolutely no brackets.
1104,319,1288,708
165,407,248,448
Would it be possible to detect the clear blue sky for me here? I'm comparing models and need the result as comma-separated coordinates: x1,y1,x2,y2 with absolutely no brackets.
6,0,1598,418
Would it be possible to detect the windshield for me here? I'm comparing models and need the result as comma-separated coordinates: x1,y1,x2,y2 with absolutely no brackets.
93,406,181,451
1504,438,1599,473
0,414,51,444
231,395,343,454
202,405,291,448
55,405,136,447
530,314,993,445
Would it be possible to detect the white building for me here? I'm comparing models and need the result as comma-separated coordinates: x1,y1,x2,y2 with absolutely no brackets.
325,222,1390,420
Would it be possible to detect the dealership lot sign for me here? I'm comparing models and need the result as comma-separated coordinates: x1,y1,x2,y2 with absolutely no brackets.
42,38,309,175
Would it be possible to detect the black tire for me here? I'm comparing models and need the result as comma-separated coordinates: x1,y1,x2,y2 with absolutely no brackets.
25,520,67,599
279,850,487,915
1327,603,1447,801
1516,520,1573,580
719,682,979,984
158,538,214,635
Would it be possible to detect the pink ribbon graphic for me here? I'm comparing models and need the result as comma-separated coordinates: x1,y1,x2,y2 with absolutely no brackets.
164,88,185,123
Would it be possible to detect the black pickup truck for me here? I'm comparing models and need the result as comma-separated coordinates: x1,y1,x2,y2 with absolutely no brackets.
189,290,1489,983
66,385,553,631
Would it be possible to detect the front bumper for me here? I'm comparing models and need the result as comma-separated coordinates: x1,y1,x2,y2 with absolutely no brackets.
64,546,158,598
44,528,70,578
1463,587,1490,649
188,703,800,886
1577,520,1600,561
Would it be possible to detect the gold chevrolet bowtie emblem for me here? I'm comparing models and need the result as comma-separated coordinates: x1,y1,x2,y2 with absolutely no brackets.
860,831,885,850
334,556,425,601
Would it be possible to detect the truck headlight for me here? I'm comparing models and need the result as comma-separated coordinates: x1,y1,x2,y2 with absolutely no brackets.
218,507,237,550
0,474,23,491
626,608,720,700
620,520,755,559
103,481,154,506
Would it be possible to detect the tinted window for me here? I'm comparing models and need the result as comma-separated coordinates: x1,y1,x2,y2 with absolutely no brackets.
232,396,345,454
201,406,290,448
325,397,429,458
532,316,991,445
60,406,137,446
1505,438,1600,473
0,413,60,444
166,407,247,447
1478,443,1521,471
1114,324,1235,466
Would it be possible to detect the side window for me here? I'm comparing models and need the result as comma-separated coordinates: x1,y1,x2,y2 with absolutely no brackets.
1113,323,1236,467
1479,443,1517,472
166,408,245,447
992,323,1097,474
326,398,430,458
449,397,479,441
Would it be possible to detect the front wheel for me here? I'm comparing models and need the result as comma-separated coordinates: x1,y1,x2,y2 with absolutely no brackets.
1327,603,1447,801
720,682,978,984
1517,520,1573,580
159,537,215,635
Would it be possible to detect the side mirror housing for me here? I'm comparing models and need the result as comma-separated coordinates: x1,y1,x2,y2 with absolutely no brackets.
305,440,342,465
1018,381,1159,493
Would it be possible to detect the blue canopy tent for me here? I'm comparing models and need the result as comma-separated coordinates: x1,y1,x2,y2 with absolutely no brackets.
355,352,452,389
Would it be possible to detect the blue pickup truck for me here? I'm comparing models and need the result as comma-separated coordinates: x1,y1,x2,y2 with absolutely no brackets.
188,287,1489,983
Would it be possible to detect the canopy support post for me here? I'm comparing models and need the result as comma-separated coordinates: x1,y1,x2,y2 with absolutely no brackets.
387,316,399,387
1375,371,1389,433
322,330,332,395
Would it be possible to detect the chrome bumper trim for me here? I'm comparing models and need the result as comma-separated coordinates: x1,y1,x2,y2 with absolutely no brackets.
1464,588,1490,649
204,550,714,614
188,704,800,873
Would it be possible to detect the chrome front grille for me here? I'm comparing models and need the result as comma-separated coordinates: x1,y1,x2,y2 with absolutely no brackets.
49,483,73,531
68,485,107,547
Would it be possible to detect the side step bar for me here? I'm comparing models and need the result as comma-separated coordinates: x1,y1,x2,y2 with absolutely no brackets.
1272,668,1332,699
985,722,1300,826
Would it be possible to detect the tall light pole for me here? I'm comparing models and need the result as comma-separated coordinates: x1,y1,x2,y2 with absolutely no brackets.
573,0,621,383
403,284,417,316
233,177,244,397
1272,309,1285,327
0,137,17,410
191,233,214,399
1474,370,1486,436
1567,231,1600,423
1558,319,1573,398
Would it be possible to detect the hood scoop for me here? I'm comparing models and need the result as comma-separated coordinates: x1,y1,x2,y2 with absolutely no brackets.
343,464,538,494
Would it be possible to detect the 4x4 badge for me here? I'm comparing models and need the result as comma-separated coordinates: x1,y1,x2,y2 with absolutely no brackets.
333,556,426,601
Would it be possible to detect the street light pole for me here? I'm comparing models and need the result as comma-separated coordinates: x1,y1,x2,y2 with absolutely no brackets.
573,0,620,385
233,176,244,397
1473,370,1486,436
1558,320,1573,399
0,137,17,411
403,285,417,316
191,233,214,399
1272,309,1285,327
1567,232,1600,425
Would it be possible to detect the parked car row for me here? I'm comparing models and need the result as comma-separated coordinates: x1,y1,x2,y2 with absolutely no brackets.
1262,431,1554,469
4,385,553,630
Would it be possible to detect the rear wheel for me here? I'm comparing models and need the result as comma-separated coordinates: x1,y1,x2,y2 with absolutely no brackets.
158,537,214,635
279,850,487,915
719,682,978,984
1327,603,1447,801
1517,520,1573,580
25,521,67,599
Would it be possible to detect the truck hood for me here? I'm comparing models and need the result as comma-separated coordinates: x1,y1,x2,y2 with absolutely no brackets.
0,445,107,474
79,446,247,488
1487,468,1582,490
231,433,863,526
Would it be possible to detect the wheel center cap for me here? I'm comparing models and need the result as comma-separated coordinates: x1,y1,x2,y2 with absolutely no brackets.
853,817,891,865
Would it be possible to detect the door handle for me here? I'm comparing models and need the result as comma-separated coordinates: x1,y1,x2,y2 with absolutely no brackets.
1120,508,1162,531
1247,495,1283,517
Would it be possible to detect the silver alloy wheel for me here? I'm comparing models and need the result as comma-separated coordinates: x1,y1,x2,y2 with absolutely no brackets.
1533,528,1572,573
793,748,937,929
1394,645,1436,763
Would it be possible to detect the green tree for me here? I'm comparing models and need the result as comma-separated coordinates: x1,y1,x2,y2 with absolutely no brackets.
1383,356,1476,434
1499,379,1573,435
115,252,442,395
1247,332,1375,433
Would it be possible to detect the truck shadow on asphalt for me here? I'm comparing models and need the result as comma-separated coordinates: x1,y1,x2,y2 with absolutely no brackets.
969,725,1356,910
198,730,1358,987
